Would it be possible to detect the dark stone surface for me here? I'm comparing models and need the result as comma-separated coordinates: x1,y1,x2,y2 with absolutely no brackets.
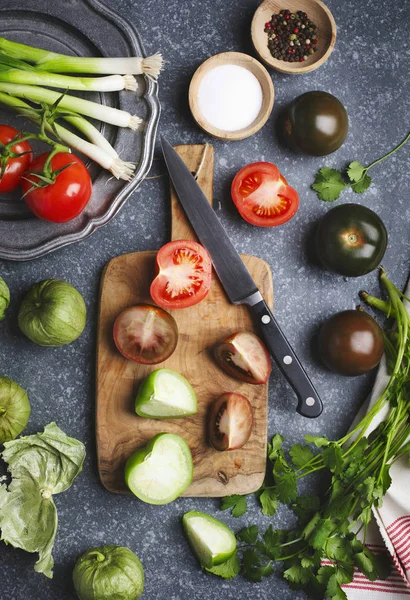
0,0,409,598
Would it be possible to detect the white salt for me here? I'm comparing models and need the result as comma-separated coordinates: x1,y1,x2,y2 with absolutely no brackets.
197,64,263,132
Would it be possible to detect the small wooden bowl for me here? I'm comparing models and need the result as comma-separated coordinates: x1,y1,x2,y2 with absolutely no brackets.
251,0,336,74
189,52,274,141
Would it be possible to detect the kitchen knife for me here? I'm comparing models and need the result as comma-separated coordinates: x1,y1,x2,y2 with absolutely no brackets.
160,137,323,418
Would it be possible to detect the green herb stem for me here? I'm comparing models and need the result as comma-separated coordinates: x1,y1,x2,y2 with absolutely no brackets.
365,131,410,172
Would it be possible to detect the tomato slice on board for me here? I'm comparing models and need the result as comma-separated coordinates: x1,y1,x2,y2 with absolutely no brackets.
214,331,272,385
231,162,299,227
113,304,179,364
150,240,212,309
208,392,254,451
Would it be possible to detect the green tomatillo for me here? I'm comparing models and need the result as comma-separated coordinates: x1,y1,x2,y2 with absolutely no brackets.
0,376,31,443
72,545,144,600
18,279,86,346
0,276,10,320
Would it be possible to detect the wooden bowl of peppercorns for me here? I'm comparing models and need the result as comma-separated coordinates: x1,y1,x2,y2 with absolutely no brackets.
251,0,336,74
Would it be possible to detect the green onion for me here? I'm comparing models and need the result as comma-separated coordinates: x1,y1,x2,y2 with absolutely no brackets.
63,115,118,159
0,37,163,79
0,93,135,181
0,69,137,92
0,83,142,129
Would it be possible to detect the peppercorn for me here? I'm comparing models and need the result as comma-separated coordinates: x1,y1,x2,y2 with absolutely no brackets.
264,7,319,63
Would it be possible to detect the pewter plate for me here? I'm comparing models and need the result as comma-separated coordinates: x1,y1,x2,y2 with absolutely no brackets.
0,0,160,261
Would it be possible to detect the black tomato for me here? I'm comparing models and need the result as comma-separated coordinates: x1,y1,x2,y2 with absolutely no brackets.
315,203,388,277
318,310,384,376
283,91,348,156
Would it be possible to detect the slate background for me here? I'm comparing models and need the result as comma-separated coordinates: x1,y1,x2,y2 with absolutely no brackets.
0,0,409,598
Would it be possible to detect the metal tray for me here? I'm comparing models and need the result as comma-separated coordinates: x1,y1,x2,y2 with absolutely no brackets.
0,0,160,261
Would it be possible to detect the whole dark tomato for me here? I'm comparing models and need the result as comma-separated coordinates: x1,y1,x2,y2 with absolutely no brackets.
316,203,388,277
0,125,33,193
231,162,299,227
21,152,92,223
318,310,384,376
283,91,348,156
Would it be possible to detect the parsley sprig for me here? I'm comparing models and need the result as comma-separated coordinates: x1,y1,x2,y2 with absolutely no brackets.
312,131,410,202
219,269,410,600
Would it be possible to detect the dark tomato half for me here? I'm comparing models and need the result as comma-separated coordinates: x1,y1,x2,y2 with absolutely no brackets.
315,203,388,277
208,392,254,451
214,331,272,384
318,310,384,376
113,304,179,364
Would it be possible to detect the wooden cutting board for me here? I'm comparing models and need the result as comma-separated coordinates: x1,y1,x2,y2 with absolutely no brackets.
96,144,274,496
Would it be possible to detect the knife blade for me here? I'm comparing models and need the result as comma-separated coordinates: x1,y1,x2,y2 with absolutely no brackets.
161,137,323,418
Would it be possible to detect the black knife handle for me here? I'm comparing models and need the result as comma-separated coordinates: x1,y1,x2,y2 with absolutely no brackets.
249,298,323,418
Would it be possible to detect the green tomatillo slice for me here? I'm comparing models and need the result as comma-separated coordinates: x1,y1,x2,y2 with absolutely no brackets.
125,433,193,505
182,511,237,569
135,369,198,418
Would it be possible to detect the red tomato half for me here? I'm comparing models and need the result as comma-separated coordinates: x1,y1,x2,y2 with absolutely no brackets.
0,125,33,193
231,162,299,227
21,152,92,223
150,240,212,309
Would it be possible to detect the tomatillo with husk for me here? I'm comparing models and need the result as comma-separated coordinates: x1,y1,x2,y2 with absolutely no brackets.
0,376,31,443
73,545,144,600
18,279,86,346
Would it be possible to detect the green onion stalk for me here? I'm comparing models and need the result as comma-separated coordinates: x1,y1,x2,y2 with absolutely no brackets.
0,69,138,92
0,82,142,129
0,93,135,181
0,37,163,79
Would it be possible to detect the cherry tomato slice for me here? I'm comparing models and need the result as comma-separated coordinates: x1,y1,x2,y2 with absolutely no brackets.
21,152,92,223
113,304,179,365
231,162,299,227
150,240,212,309
0,125,33,193
208,392,254,451
214,331,272,384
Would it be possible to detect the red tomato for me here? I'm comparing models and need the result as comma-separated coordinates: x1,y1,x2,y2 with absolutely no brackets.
150,240,212,309
231,162,299,227
21,152,92,223
0,125,33,193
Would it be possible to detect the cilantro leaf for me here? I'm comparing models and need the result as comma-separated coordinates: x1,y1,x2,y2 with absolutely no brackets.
259,488,279,516
312,167,347,202
289,443,315,468
274,469,297,503
292,495,321,522
351,174,372,193
241,549,274,582
220,494,247,518
205,551,240,580
283,564,312,586
322,444,344,474
304,434,330,447
268,434,285,461
324,535,351,563
237,525,259,545
307,518,336,550
347,161,366,182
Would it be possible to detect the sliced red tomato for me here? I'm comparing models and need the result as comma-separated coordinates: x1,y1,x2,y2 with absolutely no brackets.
208,392,254,451
0,125,33,193
214,331,272,384
150,240,212,309
113,304,178,364
231,162,299,227
21,152,92,223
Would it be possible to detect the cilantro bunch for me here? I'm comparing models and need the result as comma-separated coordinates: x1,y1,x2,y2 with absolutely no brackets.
312,131,409,202
220,269,410,599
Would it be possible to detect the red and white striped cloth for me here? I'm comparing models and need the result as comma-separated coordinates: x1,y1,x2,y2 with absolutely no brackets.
340,283,410,600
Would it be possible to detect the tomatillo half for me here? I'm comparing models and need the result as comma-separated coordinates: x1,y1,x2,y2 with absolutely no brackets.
315,203,388,277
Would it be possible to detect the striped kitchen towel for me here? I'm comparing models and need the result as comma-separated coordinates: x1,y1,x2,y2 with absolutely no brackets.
341,278,410,599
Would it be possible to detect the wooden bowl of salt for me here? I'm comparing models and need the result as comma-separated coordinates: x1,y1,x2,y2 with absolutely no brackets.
189,52,274,141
